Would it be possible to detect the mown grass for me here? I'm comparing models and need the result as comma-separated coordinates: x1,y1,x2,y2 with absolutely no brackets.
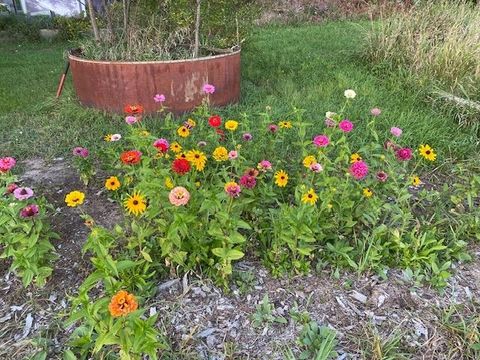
0,21,478,160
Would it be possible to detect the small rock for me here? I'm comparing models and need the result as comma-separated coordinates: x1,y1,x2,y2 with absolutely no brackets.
350,290,367,304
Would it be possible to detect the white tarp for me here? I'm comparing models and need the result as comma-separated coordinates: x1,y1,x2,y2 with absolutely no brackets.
19,0,85,16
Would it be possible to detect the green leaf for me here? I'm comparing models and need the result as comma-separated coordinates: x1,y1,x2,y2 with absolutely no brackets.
63,350,77,360
226,249,244,260
141,250,152,262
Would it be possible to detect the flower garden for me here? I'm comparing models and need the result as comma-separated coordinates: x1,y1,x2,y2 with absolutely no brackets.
1,82,479,359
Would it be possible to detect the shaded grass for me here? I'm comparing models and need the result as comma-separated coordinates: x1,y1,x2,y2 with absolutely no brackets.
0,21,478,160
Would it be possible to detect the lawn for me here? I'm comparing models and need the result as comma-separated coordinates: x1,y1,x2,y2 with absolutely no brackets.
0,21,478,160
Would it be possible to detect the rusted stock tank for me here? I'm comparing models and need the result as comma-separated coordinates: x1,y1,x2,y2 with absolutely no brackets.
68,50,241,114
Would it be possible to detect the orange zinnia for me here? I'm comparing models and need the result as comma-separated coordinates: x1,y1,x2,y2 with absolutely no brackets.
124,104,144,115
108,290,138,317
120,150,142,165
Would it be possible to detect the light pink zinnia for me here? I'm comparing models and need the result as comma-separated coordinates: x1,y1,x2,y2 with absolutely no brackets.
153,138,169,152
73,147,89,158
349,161,369,180
371,108,381,116
20,204,39,218
168,187,190,206
339,119,354,133
225,182,242,198
125,116,137,125
390,127,402,137
111,134,122,141
0,157,16,173
13,187,34,200
202,83,215,94
325,118,336,127
268,124,278,133
258,160,272,171
242,133,253,141
313,135,329,147
376,171,388,182
310,163,323,173
396,147,412,161
154,94,166,103
228,150,238,160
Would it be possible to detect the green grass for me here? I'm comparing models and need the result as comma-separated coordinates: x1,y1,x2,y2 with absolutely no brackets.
0,21,478,160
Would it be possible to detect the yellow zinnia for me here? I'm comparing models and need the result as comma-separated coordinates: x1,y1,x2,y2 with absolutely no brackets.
65,190,85,207
303,155,316,168
419,144,436,161
170,142,182,153
274,170,288,187
186,150,207,171
225,120,239,131
279,121,292,129
363,188,373,198
350,153,362,163
105,176,121,191
213,146,229,161
124,192,147,216
301,188,318,205
177,126,190,138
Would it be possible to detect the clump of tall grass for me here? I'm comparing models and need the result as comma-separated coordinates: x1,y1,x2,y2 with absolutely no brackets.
363,0,480,104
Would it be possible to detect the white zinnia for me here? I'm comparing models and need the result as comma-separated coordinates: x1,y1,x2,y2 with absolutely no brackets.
344,89,356,99
111,134,122,141
325,111,336,119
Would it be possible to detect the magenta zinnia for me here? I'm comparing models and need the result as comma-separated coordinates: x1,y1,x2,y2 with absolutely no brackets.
349,161,369,180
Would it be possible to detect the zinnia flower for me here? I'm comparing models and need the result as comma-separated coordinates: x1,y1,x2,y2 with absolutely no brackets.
350,153,362,163
73,147,89,158
124,104,143,115
125,116,138,125
111,134,122,141
172,158,191,175
279,121,292,129
301,188,318,205
376,171,388,182
169,186,190,206
65,190,85,207
390,127,402,137
326,111,336,119
396,148,412,161
344,89,356,99
209,115,222,128
224,181,241,197
229,150,238,160
419,144,436,161
13,187,34,200
20,204,39,218
105,176,121,191
225,120,239,131
177,126,190,138
240,175,256,189
339,120,354,133
213,146,229,161
185,118,196,128
153,138,169,153
0,157,16,172
170,142,182,153
325,118,336,127
108,290,138,317
258,160,272,171
203,83,215,94
6,183,18,194
313,135,329,147
186,150,207,171
303,155,316,168
274,170,288,187
371,108,381,116
120,150,142,165
349,161,369,180
124,192,147,216
268,124,278,133
242,133,253,141
363,188,373,198
310,163,323,172
154,94,166,103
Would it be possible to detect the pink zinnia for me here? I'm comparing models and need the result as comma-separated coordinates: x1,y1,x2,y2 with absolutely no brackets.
242,133,253,141
268,124,278,133
396,148,412,161
153,138,169,152
0,157,16,173
168,187,190,206
349,161,369,180
225,182,241,198
339,119,354,133
20,204,39,218
258,160,272,171
313,135,329,147
390,127,402,137
203,83,215,94
125,116,137,125
325,118,336,127
371,108,381,116
154,94,166,103
228,150,238,160
240,175,256,189
6,183,18,194
376,171,388,182
13,187,34,200
73,147,89,158
310,163,323,173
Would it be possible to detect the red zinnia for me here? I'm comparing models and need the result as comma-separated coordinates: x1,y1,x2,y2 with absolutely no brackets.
172,158,191,175
396,148,413,161
124,104,144,115
208,115,222,128
120,150,142,165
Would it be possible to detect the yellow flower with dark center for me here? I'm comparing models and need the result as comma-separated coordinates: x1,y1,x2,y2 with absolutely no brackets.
124,192,147,216
279,121,292,129
139,130,150,137
186,150,207,171
165,177,174,189
104,134,112,142
301,188,318,205
225,120,239,131
65,190,85,207
274,170,288,187
363,188,373,198
178,126,190,138
105,176,121,191
176,152,187,160
303,155,316,168
412,176,422,187
187,118,196,128
170,142,182,153
350,153,362,163
213,146,229,161
419,144,436,161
